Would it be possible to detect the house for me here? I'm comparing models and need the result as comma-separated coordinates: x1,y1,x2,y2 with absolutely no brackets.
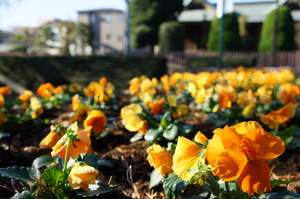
77,8,126,55
32,19,80,55
0,30,14,53
178,0,300,51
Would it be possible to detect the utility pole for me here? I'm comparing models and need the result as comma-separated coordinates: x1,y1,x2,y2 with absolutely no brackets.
218,0,225,71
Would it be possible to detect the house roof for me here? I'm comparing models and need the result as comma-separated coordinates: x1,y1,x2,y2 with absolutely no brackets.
178,9,215,22
178,0,300,23
77,8,124,14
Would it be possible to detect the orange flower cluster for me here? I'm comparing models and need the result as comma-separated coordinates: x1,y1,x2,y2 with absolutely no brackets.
206,121,285,195
168,121,285,195
36,82,63,98
84,77,115,105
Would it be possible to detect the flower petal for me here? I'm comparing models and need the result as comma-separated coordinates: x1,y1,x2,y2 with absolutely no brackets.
172,136,204,181
231,121,262,135
214,143,247,181
238,161,272,195
221,125,243,149
147,144,173,176
206,130,226,168
241,128,285,161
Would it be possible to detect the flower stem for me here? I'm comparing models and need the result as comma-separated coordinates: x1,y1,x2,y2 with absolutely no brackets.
206,171,221,197
63,138,71,172
235,180,242,199
225,181,230,198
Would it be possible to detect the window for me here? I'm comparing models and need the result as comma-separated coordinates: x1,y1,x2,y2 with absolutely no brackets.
118,35,123,42
90,13,96,24
105,14,111,22
106,34,111,40
117,14,123,23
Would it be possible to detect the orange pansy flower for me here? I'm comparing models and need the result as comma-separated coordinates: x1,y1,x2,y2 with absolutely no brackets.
53,85,64,94
39,125,65,148
172,132,208,181
36,82,54,98
147,144,173,176
68,162,99,191
30,97,44,119
120,103,146,132
172,104,189,119
0,95,4,108
69,106,91,123
0,86,11,95
83,110,107,134
206,121,285,195
51,123,92,160
145,98,166,115
277,82,300,104
260,103,296,129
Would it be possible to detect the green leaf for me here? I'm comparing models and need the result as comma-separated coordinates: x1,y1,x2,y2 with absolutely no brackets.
181,191,210,199
82,153,99,169
32,155,54,169
163,124,178,141
149,169,164,189
278,125,297,139
179,124,193,135
98,159,113,167
271,179,292,188
144,129,161,144
259,189,300,198
189,172,202,185
75,180,117,197
162,173,189,199
40,167,64,187
0,132,10,139
0,166,40,182
11,190,36,199
130,132,144,143
160,116,170,128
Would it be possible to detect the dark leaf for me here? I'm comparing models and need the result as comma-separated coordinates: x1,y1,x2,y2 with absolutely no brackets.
0,166,39,182
149,169,163,189
163,173,189,199
32,155,54,169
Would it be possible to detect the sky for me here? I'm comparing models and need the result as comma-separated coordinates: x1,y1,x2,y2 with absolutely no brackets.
0,0,272,32
0,0,127,31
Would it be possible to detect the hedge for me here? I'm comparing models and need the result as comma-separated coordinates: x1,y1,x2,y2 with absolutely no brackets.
0,55,168,91
185,56,256,72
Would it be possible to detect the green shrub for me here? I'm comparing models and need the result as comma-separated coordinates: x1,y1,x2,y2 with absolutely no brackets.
158,21,184,52
130,25,155,49
258,5,295,52
207,12,243,51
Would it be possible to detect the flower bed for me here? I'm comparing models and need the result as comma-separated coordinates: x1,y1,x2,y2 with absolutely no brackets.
0,66,299,198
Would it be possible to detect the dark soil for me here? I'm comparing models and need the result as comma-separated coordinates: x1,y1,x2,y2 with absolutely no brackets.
0,93,299,199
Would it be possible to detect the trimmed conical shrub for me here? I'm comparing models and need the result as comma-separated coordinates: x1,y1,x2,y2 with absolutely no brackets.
258,5,295,52
158,21,185,52
207,12,243,51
